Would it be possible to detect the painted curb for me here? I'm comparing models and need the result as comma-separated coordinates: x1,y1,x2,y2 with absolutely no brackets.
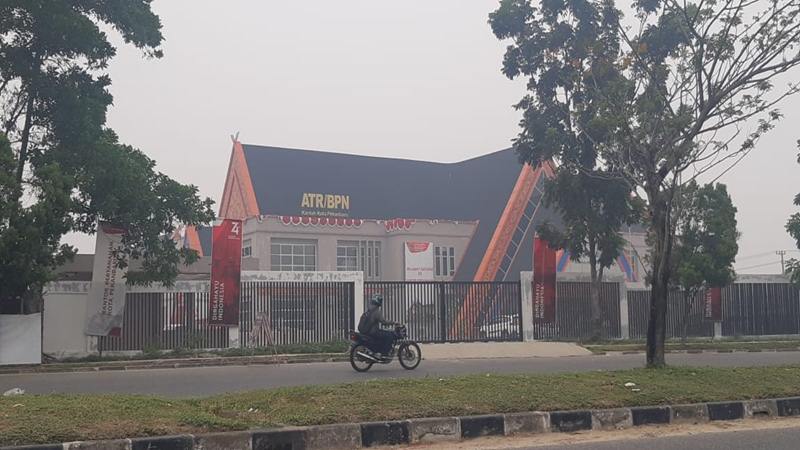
1,397,795,449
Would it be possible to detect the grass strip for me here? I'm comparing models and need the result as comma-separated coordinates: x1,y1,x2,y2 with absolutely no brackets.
584,339,800,354
3,365,800,446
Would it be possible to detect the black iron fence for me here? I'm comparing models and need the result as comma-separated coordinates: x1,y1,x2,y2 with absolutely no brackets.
239,281,354,347
99,281,354,352
364,281,522,343
627,290,714,340
533,282,622,340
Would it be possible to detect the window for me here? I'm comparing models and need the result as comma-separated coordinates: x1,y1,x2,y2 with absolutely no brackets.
270,238,316,271
242,239,252,258
435,246,456,277
337,240,381,279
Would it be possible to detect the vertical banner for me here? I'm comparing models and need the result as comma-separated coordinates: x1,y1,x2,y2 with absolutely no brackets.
704,287,723,321
533,236,557,323
209,219,243,325
404,241,434,281
85,223,128,336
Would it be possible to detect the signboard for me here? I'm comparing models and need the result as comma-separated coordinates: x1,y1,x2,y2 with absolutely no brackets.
704,287,723,321
533,236,557,323
404,241,434,281
209,219,243,325
299,192,350,217
85,223,128,336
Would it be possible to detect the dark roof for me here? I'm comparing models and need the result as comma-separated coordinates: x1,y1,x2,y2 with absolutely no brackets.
242,144,528,280
197,226,212,257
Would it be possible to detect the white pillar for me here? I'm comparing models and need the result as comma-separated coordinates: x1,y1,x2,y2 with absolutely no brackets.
228,326,241,348
619,281,630,340
353,272,365,330
520,271,535,342
713,321,722,340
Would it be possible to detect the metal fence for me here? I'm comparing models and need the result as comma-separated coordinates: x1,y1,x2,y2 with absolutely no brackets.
239,281,354,347
99,281,354,352
627,290,714,340
534,282,622,340
723,283,800,336
98,292,229,352
364,281,522,343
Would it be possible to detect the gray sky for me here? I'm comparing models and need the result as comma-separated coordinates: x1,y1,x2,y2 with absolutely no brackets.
66,0,800,273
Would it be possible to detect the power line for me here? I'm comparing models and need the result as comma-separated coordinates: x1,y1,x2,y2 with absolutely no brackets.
736,251,778,261
736,261,781,271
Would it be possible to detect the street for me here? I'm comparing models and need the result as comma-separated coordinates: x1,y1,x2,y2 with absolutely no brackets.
393,418,800,450
3,350,800,397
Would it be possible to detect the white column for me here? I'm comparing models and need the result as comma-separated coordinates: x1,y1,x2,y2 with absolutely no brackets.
713,321,722,340
520,271,535,342
619,281,630,340
353,272,365,330
228,326,241,348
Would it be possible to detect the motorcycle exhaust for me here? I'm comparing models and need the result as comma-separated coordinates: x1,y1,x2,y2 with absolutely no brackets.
356,351,379,362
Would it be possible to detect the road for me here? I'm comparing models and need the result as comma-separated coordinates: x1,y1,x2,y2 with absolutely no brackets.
3,351,800,397
399,418,800,449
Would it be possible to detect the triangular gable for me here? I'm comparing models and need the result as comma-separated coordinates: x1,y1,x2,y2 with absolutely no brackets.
219,139,260,220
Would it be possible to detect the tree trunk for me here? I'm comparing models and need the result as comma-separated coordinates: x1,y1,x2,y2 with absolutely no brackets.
646,195,674,368
14,94,35,187
587,244,603,343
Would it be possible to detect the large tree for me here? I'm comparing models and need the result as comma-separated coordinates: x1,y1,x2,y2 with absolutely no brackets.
0,1,214,312
492,0,800,366
489,0,637,341
672,181,738,340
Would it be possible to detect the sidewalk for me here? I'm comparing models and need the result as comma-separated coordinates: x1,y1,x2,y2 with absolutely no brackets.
422,342,591,360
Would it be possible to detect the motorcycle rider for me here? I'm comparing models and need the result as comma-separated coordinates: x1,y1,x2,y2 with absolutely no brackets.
358,294,398,360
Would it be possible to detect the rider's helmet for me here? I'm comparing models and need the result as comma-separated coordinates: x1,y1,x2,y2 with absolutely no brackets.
370,293,383,307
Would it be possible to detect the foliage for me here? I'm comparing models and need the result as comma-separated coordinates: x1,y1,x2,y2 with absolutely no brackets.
673,181,739,295
490,0,639,341
0,1,214,309
492,0,800,367
787,146,800,284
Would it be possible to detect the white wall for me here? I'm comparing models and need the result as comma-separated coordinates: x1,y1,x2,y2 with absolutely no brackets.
0,314,41,365
42,282,94,357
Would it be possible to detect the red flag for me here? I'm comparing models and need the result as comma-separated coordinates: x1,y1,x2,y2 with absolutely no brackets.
704,287,723,321
209,219,243,325
533,237,557,323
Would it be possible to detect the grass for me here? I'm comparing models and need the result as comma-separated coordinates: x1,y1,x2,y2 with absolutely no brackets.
51,341,349,364
4,365,800,446
583,338,800,354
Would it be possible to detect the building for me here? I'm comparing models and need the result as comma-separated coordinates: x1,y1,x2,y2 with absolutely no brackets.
185,139,647,283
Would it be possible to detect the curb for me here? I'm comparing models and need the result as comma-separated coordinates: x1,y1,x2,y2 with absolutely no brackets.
0,353,348,375
3,396,798,449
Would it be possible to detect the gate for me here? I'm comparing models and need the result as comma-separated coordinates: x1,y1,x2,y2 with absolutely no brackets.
364,281,522,343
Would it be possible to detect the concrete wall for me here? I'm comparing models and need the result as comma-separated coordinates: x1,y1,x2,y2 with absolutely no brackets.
0,314,41,365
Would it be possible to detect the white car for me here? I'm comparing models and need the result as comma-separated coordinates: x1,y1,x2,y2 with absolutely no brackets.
479,314,520,340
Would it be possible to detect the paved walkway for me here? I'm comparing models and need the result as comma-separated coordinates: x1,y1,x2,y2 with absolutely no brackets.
422,342,591,360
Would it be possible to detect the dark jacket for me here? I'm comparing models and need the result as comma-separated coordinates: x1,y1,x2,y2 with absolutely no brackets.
361,304,392,334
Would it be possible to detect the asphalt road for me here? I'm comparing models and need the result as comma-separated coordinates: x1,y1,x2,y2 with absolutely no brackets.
3,351,800,397
516,426,800,450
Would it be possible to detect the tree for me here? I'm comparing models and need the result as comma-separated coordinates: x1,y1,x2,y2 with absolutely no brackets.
492,0,800,367
538,167,641,342
787,146,800,284
672,181,738,341
0,1,214,312
489,0,637,341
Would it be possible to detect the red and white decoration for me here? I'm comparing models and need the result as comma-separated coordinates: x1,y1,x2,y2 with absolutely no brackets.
279,216,363,228
384,218,416,232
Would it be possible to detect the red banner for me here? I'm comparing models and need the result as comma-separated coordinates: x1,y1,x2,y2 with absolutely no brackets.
533,237,557,323
209,219,243,325
704,287,722,321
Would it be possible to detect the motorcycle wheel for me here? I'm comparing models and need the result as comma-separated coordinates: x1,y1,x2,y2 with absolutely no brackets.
398,342,422,370
350,344,374,372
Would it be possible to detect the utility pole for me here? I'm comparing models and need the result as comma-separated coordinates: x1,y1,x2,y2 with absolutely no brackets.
777,250,787,274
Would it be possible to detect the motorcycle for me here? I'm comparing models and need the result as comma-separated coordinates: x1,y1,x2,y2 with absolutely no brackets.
348,324,422,372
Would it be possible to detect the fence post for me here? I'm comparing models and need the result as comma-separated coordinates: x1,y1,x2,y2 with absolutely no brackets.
438,283,447,342
619,281,629,340
520,272,535,342
353,273,365,330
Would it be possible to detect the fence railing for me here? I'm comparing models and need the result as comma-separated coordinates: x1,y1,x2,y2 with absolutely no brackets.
99,281,354,352
627,290,714,340
533,281,622,340
364,281,522,343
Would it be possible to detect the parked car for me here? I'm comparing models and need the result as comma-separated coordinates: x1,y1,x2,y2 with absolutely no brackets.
479,314,520,340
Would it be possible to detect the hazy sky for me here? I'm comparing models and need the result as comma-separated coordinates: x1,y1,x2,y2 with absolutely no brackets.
66,0,800,273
